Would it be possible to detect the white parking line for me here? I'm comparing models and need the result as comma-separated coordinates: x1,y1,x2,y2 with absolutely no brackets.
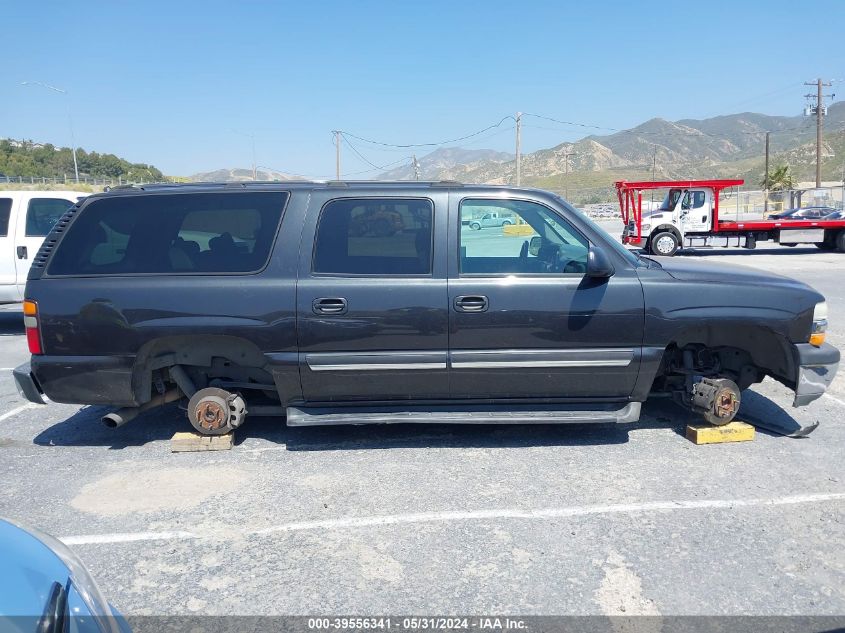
0,402,38,422
60,492,845,546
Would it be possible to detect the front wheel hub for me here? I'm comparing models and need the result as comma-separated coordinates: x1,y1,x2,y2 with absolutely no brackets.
691,377,741,426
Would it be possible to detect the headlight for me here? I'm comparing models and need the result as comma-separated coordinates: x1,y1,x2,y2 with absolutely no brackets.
641,223,651,232
810,301,828,346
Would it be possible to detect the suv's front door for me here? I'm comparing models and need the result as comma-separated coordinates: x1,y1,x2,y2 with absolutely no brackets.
296,192,449,403
448,195,644,400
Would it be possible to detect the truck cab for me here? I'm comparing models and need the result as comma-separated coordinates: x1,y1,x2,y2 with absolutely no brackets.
634,187,715,253
0,191,88,304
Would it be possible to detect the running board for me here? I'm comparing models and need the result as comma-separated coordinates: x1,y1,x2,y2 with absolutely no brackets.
286,402,641,427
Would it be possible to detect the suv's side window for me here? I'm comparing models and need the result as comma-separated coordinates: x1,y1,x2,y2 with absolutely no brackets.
313,198,433,275
460,199,588,275
26,198,74,236
47,192,288,276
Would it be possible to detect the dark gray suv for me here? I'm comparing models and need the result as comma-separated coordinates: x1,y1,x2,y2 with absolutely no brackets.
13,181,839,435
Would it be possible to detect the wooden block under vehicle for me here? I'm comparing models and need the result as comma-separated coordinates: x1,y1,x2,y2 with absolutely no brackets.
685,421,755,445
170,430,234,452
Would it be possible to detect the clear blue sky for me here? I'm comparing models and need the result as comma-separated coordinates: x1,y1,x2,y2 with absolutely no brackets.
3,0,844,178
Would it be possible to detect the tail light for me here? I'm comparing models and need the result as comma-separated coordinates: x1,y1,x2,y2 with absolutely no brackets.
23,300,42,355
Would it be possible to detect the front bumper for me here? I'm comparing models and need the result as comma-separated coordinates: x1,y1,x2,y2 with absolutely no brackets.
12,362,47,405
792,343,840,407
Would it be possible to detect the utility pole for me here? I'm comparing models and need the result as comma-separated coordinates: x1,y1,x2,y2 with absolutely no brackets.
515,112,522,186
804,78,834,188
560,149,574,195
333,130,341,180
412,154,420,181
651,145,657,205
764,131,770,214
231,129,257,181
21,81,79,183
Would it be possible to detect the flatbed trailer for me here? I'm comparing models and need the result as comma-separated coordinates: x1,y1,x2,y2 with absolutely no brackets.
616,179,845,255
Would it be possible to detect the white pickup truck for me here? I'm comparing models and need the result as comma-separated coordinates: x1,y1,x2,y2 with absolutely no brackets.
0,191,88,304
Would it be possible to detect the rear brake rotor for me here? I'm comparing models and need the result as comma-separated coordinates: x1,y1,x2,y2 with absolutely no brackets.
187,387,247,435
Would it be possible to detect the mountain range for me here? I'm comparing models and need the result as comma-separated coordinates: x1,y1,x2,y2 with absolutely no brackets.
190,167,302,182
375,103,845,202
191,103,845,204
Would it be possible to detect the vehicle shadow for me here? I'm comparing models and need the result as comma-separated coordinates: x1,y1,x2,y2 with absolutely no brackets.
734,389,814,438
31,390,805,450
0,313,24,336
33,404,189,449
33,402,642,450
681,247,819,257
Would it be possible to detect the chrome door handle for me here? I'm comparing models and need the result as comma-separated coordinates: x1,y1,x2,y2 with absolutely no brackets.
454,295,488,312
312,297,348,315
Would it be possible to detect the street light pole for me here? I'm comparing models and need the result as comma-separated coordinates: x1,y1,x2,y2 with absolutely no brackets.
231,129,258,180
21,81,79,183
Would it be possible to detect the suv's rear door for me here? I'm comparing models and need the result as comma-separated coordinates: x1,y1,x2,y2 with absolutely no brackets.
447,193,645,400
296,189,449,403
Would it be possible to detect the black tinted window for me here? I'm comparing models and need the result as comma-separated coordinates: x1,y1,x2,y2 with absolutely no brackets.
48,192,288,276
0,199,10,236
313,198,433,275
27,198,74,236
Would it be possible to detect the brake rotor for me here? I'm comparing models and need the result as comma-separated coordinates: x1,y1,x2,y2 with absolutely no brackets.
187,387,247,435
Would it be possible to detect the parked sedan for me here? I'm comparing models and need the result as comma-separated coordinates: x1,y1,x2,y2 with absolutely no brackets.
0,518,130,632
768,206,837,220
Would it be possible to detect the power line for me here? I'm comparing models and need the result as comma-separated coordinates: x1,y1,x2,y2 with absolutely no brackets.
522,112,618,132
341,133,414,172
341,116,516,148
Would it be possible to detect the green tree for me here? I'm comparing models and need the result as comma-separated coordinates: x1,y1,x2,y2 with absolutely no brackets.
760,164,795,191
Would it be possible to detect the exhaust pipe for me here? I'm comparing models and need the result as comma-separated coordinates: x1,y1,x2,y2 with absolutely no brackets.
102,389,182,428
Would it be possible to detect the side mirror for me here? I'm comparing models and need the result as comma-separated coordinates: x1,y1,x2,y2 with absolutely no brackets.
587,244,615,278
528,236,542,257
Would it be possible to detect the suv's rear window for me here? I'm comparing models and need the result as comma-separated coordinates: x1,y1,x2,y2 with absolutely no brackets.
47,192,288,276
313,198,433,275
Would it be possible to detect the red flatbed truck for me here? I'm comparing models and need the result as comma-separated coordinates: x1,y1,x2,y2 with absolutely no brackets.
616,179,845,256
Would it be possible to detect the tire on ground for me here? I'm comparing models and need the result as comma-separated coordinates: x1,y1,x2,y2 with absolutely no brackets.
836,230,845,253
650,231,680,256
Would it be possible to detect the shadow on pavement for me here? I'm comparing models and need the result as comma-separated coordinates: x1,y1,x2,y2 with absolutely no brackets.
33,404,187,449
680,247,819,257
736,389,814,438
31,389,805,450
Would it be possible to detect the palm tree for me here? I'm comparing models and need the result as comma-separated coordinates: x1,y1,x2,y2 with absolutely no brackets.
760,164,795,192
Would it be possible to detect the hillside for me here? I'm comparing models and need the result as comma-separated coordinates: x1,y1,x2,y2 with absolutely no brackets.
375,103,845,202
379,147,513,180
190,167,304,182
0,139,164,182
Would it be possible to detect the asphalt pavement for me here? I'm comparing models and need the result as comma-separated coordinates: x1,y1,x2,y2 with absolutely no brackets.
0,233,842,620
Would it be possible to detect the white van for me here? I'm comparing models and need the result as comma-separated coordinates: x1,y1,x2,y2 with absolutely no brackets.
0,191,88,303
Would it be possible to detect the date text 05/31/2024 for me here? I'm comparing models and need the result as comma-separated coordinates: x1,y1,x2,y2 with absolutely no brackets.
307,617,528,630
